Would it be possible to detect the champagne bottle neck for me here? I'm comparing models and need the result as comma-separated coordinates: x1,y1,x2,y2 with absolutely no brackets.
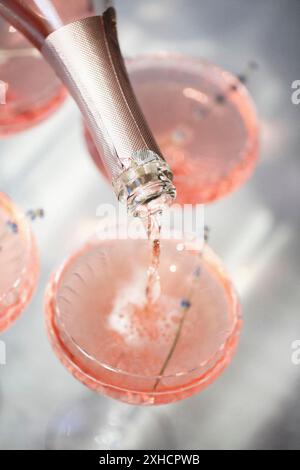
0,1,176,215
42,10,176,215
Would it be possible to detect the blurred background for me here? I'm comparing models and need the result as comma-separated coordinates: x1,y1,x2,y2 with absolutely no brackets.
0,0,300,450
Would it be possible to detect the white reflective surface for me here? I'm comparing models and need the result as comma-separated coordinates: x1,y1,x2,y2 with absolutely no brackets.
0,0,300,450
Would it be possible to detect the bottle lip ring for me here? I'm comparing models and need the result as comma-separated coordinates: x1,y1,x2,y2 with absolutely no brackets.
112,150,176,216
113,160,174,196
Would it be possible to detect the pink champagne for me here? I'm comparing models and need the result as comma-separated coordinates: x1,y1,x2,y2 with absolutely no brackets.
85,54,259,204
0,193,39,332
0,1,175,215
144,212,162,305
45,236,241,405
0,17,67,135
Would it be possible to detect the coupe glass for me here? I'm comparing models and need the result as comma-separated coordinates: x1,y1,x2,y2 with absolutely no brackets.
0,193,39,332
45,230,241,406
0,1,97,136
0,17,67,136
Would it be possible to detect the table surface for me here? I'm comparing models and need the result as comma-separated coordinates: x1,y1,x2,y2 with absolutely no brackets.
0,0,300,450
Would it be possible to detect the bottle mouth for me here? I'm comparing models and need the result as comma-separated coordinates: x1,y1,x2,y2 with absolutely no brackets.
127,179,176,218
112,150,176,217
